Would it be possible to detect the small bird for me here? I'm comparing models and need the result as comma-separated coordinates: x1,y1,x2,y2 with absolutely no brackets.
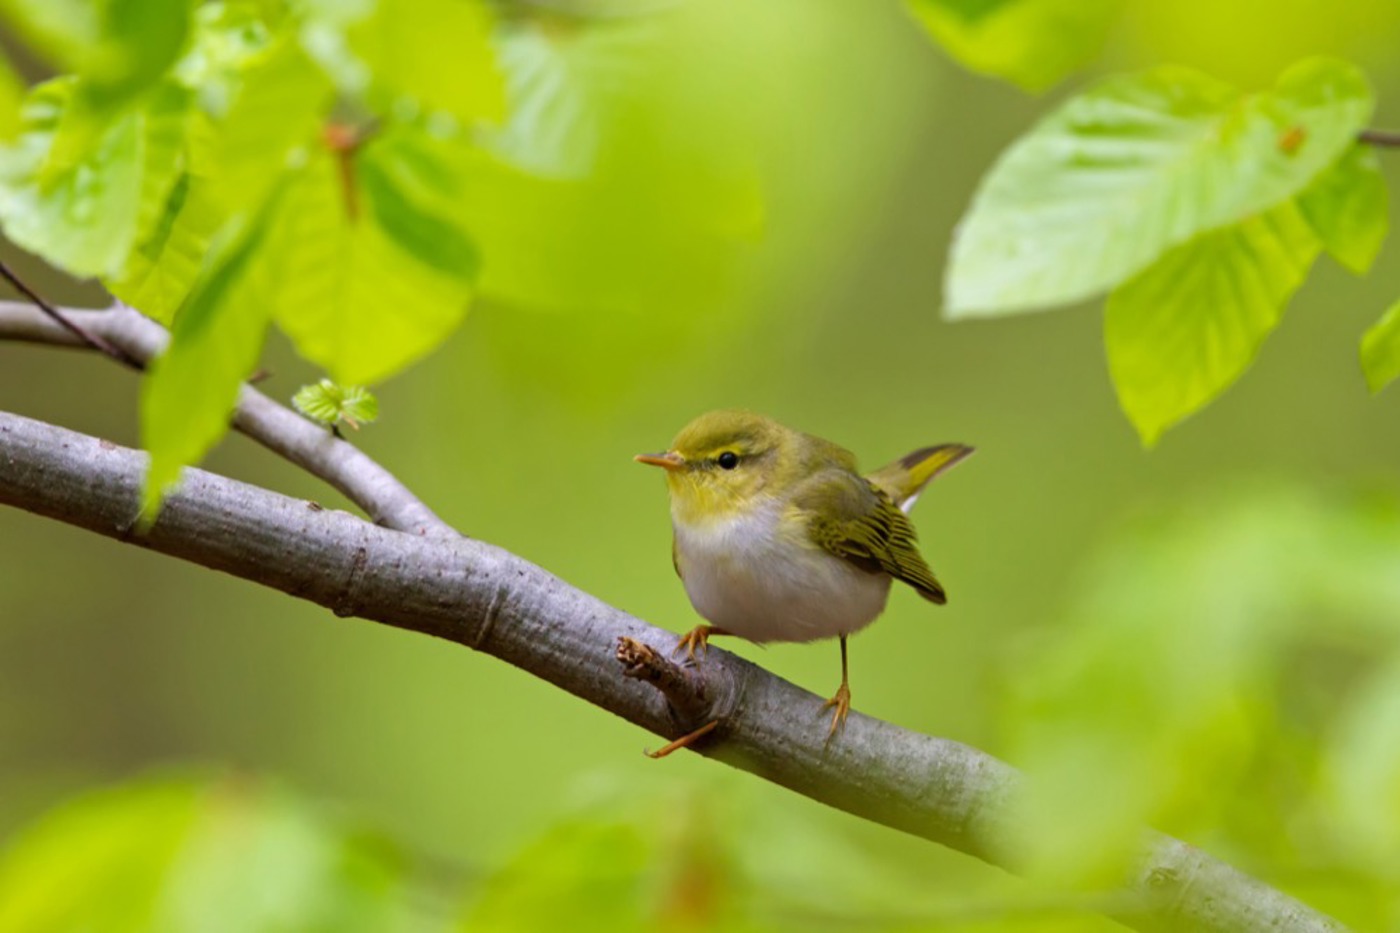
636,410,972,753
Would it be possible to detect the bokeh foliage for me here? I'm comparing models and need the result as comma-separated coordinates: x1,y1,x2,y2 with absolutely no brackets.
1006,486,1400,929
1,1,1399,932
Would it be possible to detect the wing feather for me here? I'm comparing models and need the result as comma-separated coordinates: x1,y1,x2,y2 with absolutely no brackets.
799,471,947,604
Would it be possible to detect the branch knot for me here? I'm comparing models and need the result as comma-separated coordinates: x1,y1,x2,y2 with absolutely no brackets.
615,635,712,723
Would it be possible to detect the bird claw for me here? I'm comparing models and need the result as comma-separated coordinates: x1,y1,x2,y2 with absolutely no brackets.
823,683,851,740
644,719,720,759
673,625,713,663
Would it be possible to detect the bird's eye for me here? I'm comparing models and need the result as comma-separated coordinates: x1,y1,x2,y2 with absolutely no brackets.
717,451,739,470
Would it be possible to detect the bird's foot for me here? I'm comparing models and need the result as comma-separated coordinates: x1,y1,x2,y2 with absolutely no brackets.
674,625,721,663
822,683,851,740
645,719,720,759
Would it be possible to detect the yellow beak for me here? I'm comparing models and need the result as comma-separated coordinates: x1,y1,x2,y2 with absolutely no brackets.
634,451,685,471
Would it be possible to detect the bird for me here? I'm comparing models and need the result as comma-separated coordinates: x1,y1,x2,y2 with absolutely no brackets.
635,409,972,755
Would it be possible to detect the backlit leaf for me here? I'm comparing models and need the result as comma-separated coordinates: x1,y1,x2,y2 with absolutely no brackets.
0,79,144,278
0,0,193,110
348,0,505,125
264,135,477,385
109,24,330,323
946,58,1372,317
140,215,273,508
1298,144,1389,275
0,0,98,71
292,379,379,428
81,0,194,109
906,0,1121,92
1360,298,1400,394
482,14,652,178
1104,202,1320,446
0,51,25,140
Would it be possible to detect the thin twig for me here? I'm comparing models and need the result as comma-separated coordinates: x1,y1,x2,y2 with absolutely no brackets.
615,635,710,721
1358,128,1400,148
0,261,143,369
0,299,453,537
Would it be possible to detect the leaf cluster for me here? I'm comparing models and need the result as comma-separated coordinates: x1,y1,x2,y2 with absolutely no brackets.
0,0,756,506
946,59,1396,444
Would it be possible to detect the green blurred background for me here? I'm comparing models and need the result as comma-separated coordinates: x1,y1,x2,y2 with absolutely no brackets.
2,1,1400,929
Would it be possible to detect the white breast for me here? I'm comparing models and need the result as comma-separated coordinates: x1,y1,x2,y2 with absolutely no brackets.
672,500,891,644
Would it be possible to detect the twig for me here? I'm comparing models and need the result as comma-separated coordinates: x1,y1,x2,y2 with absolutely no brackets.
0,410,1350,933
615,635,711,721
0,261,144,369
0,300,453,537
1358,128,1400,148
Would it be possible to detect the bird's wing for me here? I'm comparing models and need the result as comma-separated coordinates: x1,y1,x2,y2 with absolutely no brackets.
671,536,683,580
865,444,974,513
798,470,947,604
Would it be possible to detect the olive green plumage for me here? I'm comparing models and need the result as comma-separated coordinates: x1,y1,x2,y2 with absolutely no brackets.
637,409,971,623
800,471,947,604
636,410,973,744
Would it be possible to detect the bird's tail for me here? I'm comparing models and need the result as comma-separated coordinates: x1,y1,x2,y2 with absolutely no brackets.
866,444,974,513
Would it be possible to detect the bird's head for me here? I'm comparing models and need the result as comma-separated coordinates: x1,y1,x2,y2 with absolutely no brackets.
635,410,797,525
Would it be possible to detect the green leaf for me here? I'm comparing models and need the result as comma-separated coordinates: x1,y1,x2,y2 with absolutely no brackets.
141,216,273,508
191,27,331,218
109,25,330,324
82,0,194,109
0,79,144,278
264,136,477,385
124,82,193,250
347,0,505,126
482,15,652,178
292,379,379,428
0,0,193,109
0,73,194,285
0,0,98,70
906,0,1121,92
359,147,480,280
107,159,216,324
946,58,1372,317
0,51,26,140
1298,144,1389,275
172,2,277,115
0,775,409,933
1360,298,1400,394
1104,203,1320,446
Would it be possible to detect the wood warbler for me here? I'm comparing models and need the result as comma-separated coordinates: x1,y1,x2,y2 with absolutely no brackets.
636,410,972,751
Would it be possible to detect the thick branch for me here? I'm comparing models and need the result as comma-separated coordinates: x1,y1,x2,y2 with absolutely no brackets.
0,410,1345,933
0,300,450,537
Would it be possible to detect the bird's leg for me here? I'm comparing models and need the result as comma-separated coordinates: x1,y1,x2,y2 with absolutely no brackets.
823,635,852,739
645,719,720,759
674,625,729,663
648,627,729,756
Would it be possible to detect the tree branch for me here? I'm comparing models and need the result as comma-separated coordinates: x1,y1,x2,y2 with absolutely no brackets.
0,409,1347,933
0,300,451,537
1359,128,1400,148
0,262,144,368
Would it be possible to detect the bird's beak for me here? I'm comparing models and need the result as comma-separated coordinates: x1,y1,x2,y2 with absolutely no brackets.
634,451,685,472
